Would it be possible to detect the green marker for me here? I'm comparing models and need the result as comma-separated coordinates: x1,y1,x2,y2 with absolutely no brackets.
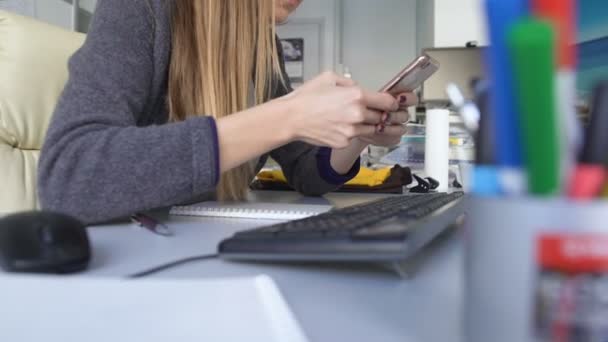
507,19,560,195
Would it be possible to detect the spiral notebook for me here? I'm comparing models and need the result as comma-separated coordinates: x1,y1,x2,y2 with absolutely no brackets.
169,201,333,220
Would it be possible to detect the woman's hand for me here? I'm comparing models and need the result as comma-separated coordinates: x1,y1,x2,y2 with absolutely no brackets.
280,71,399,149
357,92,418,147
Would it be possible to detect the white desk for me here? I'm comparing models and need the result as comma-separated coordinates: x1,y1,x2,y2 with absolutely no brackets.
79,192,463,342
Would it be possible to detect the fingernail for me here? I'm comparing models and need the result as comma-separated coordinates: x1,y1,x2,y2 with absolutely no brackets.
399,95,408,105
381,112,389,124
378,124,385,133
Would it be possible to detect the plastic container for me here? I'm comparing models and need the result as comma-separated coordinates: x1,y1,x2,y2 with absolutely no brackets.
465,196,608,342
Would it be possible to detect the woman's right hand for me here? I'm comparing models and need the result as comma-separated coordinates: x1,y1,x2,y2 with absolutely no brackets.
280,71,400,149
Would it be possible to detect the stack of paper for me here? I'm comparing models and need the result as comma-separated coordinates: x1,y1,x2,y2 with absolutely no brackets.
0,274,308,342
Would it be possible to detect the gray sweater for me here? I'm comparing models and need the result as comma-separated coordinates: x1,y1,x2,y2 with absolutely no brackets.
38,0,359,224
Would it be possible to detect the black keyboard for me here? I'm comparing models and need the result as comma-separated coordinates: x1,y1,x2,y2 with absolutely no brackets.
219,192,465,268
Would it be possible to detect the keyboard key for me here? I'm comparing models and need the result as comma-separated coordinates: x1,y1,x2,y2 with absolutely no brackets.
352,222,412,240
276,230,325,238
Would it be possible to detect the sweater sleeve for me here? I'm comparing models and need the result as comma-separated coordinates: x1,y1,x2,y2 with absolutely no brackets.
269,38,360,196
37,0,219,224
270,143,361,196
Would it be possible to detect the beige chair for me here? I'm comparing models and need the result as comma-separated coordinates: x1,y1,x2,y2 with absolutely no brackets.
0,10,85,213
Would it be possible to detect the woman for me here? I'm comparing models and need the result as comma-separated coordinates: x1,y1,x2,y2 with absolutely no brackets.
38,0,415,224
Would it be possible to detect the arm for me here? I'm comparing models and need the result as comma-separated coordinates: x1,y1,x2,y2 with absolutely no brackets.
220,93,410,194
272,123,406,197
329,124,410,174
38,0,222,224
216,101,292,173
329,139,368,174
39,0,403,223
268,39,410,190
38,0,309,223
268,72,403,195
266,61,361,194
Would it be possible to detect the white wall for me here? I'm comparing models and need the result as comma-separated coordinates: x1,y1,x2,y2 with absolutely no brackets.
0,0,95,30
79,0,95,11
341,0,417,90
279,0,338,72
0,0,71,28
416,0,487,48
278,0,418,90
285,0,485,90
433,0,487,47
14,0,485,89
0,0,35,16
416,0,435,53
33,0,71,29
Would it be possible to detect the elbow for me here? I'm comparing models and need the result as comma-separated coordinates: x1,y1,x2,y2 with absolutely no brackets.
37,154,90,224
292,183,334,197
38,179,74,222
38,174,97,225
283,170,339,197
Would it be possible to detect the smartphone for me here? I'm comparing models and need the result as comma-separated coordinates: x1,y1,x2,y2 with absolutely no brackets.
380,54,440,95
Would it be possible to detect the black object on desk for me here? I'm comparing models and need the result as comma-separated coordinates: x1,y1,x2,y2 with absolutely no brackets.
251,165,413,194
409,175,440,193
0,211,90,274
219,192,465,276
473,80,496,165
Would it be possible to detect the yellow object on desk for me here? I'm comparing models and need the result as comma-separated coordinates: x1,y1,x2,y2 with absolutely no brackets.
257,167,392,187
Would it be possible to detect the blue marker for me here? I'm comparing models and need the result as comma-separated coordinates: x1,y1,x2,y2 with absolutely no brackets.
446,82,500,195
484,0,529,194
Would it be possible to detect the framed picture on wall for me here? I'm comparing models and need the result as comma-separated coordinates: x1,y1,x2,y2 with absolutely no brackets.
277,18,324,89
280,38,305,86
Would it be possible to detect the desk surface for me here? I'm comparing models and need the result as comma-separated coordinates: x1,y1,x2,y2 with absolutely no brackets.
81,192,463,342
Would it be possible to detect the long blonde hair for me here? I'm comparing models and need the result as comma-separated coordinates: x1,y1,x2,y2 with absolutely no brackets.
168,0,284,201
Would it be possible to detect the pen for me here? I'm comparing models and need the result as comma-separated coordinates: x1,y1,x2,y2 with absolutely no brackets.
470,80,501,196
533,0,582,191
570,81,608,199
446,82,499,195
130,213,173,237
508,19,560,196
446,83,480,133
484,0,529,195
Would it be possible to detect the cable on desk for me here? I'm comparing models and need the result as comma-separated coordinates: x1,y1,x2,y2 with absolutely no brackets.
127,254,219,278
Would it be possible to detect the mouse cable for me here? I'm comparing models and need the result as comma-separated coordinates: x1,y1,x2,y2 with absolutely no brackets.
127,253,219,278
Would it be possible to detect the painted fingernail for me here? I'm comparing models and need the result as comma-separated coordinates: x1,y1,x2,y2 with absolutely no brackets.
378,124,385,133
399,95,408,105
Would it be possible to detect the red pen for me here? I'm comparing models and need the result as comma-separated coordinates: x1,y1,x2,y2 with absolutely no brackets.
532,0,577,69
568,82,608,199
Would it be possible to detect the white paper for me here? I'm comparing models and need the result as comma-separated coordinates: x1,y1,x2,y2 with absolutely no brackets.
170,202,332,220
0,274,308,342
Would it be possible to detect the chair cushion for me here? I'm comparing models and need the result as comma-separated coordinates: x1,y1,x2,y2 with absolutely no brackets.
0,10,85,212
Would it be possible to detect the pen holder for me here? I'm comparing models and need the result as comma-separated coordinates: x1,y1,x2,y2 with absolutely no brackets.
465,197,608,342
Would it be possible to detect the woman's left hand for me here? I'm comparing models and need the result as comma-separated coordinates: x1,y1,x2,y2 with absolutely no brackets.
357,92,418,147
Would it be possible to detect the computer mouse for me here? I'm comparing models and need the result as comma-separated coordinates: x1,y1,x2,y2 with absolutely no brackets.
0,211,91,274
